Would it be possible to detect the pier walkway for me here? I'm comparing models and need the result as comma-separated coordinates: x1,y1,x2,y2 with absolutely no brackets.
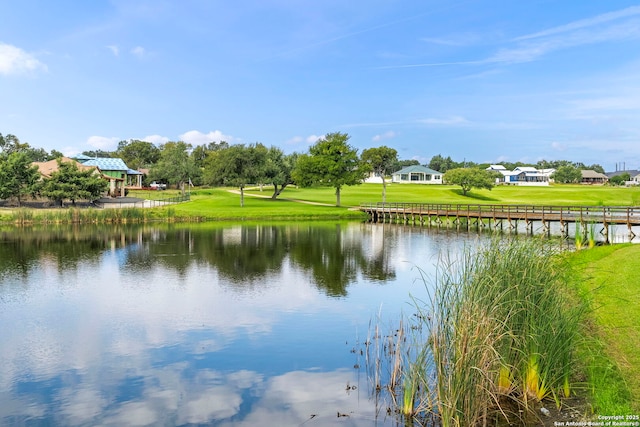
359,202,640,241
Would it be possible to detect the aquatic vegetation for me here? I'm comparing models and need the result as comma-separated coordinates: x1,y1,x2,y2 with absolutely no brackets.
587,222,598,248
1,206,166,225
366,238,584,426
575,223,585,249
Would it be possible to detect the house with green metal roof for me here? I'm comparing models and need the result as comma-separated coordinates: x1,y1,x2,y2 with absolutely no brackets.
80,157,143,196
392,165,443,184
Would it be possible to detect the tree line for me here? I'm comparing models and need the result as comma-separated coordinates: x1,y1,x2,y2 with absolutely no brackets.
0,141,107,207
1,132,398,207
0,131,616,207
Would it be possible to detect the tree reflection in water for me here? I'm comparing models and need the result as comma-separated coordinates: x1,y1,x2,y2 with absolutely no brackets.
0,222,471,426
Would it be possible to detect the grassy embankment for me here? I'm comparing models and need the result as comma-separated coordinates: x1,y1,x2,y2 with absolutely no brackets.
371,240,639,426
2,183,640,224
565,245,640,413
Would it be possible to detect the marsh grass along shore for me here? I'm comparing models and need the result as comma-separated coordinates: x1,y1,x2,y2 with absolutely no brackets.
368,239,585,425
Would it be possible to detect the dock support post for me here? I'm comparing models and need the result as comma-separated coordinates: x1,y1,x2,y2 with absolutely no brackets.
542,220,550,237
601,222,609,244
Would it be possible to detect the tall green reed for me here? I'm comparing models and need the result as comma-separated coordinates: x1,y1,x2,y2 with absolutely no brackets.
3,207,154,225
587,222,597,248
575,223,585,249
367,238,584,426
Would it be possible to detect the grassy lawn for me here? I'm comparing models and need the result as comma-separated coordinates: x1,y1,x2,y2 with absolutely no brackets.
164,188,365,221
245,183,640,207
566,245,640,412
3,184,640,223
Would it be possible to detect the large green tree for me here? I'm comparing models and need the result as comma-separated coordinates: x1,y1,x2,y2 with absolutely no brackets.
82,149,114,158
292,132,367,207
150,141,200,195
443,167,496,196
264,147,297,199
203,143,268,207
40,160,108,206
0,152,41,205
551,165,582,184
191,141,229,169
391,159,420,172
428,154,458,173
0,133,58,162
116,139,161,170
537,159,605,175
0,133,30,154
609,172,631,186
361,146,398,202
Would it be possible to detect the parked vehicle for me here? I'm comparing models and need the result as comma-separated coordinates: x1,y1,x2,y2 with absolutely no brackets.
149,181,167,190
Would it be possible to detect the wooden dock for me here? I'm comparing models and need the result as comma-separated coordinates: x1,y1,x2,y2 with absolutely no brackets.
360,203,640,241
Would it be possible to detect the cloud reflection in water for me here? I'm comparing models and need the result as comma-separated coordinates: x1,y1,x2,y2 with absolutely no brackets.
0,223,469,426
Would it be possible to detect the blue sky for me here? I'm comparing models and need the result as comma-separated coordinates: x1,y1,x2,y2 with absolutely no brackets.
1,1,639,171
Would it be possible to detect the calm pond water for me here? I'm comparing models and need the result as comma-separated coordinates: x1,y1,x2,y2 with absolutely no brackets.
0,222,484,427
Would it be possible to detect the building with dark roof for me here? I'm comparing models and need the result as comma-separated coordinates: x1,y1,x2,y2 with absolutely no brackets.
581,170,609,184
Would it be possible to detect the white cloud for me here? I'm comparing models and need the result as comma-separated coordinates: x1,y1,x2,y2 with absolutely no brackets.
142,134,170,145
57,387,108,426
421,33,480,46
372,131,396,142
490,20,640,64
87,136,120,151
131,46,146,58
61,146,81,157
488,43,552,64
551,141,567,151
285,134,322,147
383,6,640,70
420,116,469,126
0,43,47,75
490,8,640,65
373,60,481,70
306,134,322,143
106,45,119,56
515,5,640,41
179,130,233,145
568,95,640,112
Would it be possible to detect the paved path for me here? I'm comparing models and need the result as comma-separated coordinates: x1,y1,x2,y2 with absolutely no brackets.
226,189,335,207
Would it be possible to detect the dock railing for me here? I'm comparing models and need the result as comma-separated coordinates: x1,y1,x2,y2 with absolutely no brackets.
94,193,191,209
359,203,640,225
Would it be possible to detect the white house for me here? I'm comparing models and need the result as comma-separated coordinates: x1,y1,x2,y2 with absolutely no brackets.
487,165,508,184
392,165,443,184
364,171,386,184
540,168,556,182
486,165,550,186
